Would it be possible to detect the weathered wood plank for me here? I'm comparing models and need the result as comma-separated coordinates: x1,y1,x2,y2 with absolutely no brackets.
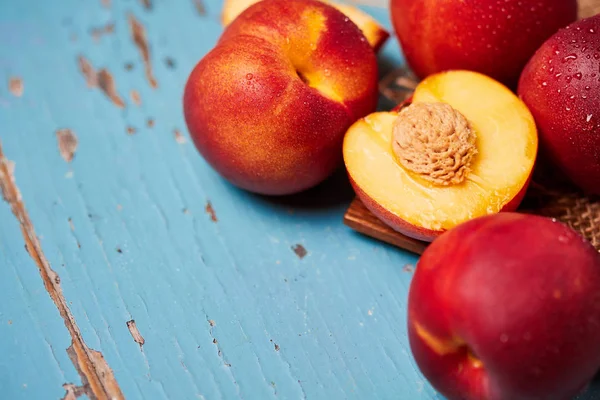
1,1,598,399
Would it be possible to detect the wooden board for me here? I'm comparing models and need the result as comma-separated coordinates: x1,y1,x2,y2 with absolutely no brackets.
0,1,435,400
344,198,428,255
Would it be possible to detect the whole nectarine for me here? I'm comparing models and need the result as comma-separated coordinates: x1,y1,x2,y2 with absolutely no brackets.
390,0,578,87
184,0,379,195
408,212,600,400
343,70,537,242
518,14,600,196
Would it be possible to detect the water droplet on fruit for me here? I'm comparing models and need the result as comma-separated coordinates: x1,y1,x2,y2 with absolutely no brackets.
566,106,571,111
555,73,562,78
563,54,578,62
570,95,575,99
586,85,591,90
500,334,509,343
591,28,596,34
566,76,572,83
558,235,571,244
246,73,253,80
587,114,593,122
574,73,583,80
542,81,547,87
582,94,588,99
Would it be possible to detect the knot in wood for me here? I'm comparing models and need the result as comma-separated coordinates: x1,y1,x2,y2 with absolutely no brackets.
392,102,477,186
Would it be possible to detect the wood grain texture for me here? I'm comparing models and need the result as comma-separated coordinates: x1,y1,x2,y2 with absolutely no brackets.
344,198,427,255
0,142,124,399
0,1,599,400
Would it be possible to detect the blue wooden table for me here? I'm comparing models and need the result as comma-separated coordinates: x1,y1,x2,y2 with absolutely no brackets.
1,1,599,399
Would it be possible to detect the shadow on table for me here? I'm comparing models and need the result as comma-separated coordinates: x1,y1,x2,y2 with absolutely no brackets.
574,370,600,400
248,166,355,213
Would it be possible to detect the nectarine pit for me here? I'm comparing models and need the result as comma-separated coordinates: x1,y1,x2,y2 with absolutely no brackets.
391,102,477,186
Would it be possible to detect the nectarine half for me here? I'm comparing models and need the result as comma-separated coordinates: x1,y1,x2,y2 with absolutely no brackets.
343,70,538,241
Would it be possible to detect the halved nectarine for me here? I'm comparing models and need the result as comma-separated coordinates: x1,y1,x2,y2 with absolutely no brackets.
343,70,538,241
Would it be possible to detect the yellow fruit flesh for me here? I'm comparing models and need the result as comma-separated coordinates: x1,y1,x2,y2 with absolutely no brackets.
343,71,537,232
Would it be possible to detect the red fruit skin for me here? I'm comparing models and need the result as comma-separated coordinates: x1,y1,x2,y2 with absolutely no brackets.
183,0,378,195
390,0,578,88
408,212,600,400
518,15,600,196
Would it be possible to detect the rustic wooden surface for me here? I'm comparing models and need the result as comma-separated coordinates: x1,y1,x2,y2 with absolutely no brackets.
0,1,599,400
344,199,427,255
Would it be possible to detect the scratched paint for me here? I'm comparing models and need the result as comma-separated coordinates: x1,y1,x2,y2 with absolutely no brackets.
193,0,207,15
56,129,78,163
128,14,158,89
77,55,126,108
0,0,599,400
0,145,124,400
89,22,115,42
8,77,23,97
130,90,142,106
126,320,146,349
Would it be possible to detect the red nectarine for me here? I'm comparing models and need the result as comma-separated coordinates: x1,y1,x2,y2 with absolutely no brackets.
518,14,600,196
183,0,379,195
408,212,600,400
390,0,578,88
